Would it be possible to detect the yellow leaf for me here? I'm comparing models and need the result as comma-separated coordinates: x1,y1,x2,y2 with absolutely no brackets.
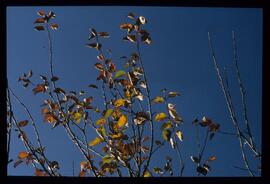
155,112,167,121
117,115,128,128
89,137,103,147
162,129,171,141
143,170,152,177
104,109,113,119
18,120,29,127
114,99,125,107
18,151,29,159
73,112,82,123
152,96,164,104
176,130,183,142
96,118,106,126
111,132,123,139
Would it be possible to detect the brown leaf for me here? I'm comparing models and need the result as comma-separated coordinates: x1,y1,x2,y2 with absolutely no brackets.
94,63,104,71
34,26,45,31
50,23,58,30
54,87,66,94
120,23,133,30
97,54,105,61
127,12,135,19
88,84,98,89
37,10,46,17
207,155,217,162
34,18,46,24
98,32,110,38
51,76,59,82
48,11,56,19
32,84,46,95
18,120,29,127
86,43,102,50
126,35,137,43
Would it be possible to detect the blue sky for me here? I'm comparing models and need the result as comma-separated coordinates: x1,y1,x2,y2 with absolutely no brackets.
7,6,262,176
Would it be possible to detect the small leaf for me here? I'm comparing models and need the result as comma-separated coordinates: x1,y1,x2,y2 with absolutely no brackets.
114,70,126,78
98,32,110,38
176,130,183,142
155,140,162,145
161,121,172,130
97,54,105,61
35,168,45,176
33,84,46,95
162,129,171,141
48,11,56,19
79,170,86,177
152,96,165,104
155,112,167,122
120,23,133,30
88,84,98,89
138,16,147,25
104,109,113,119
89,137,104,147
197,166,208,175
50,23,58,30
127,12,135,19
18,151,29,159
13,160,23,168
190,156,200,164
126,35,137,43
34,18,46,24
86,43,102,50
143,170,152,177
96,118,106,126
117,115,128,128
113,99,125,107
37,10,46,17
168,91,180,98
18,120,29,127
73,112,82,123
207,155,217,162
51,76,59,82
94,63,104,71
153,167,163,174
34,26,45,31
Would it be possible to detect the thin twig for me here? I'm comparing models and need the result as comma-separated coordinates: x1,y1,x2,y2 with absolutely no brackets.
208,32,254,176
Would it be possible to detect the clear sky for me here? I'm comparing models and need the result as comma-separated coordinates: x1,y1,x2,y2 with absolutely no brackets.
7,6,262,176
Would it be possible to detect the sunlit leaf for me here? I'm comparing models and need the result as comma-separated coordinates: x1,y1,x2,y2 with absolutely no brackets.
79,170,86,177
134,112,149,125
168,91,180,98
115,70,126,78
114,99,125,107
152,96,165,104
80,161,91,171
169,137,176,149
35,168,45,176
97,54,105,61
197,166,208,175
153,167,164,174
18,151,29,159
161,121,172,130
34,26,45,31
50,23,58,30
73,112,82,123
176,130,183,142
143,170,152,177
104,109,113,119
97,125,106,138
96,118,106,126
155,112,167,122
162,129,171,141
89,137,104,147
18,120,29,127
138,16,147,25
117,115,128,128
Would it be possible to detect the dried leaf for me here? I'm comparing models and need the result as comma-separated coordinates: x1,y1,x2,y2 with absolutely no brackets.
50,23,58,30
98,32,110,38
51,76,59,82
37,10,46,17
97,54,105,61
34,18,45,24
155,112,167,122
126,35,137,43
168,91,180,98
86,43,102,50
79,170,86,177
89,137,103,147
120,23,133,30
94,63,104,71
134,112,149,125
207,155,217,162
35,168,45,176
33,84,46,95
127,12,135,19
13,159,23,168
34,26,45,31
18,120,29,127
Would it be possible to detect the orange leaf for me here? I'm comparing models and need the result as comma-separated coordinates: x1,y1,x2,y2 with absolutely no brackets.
18,151,29,159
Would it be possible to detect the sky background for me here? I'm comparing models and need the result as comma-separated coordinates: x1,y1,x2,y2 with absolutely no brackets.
7,6,262,176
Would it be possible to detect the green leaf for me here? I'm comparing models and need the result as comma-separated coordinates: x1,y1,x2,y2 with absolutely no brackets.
114,70,126,78
104,109,113,120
